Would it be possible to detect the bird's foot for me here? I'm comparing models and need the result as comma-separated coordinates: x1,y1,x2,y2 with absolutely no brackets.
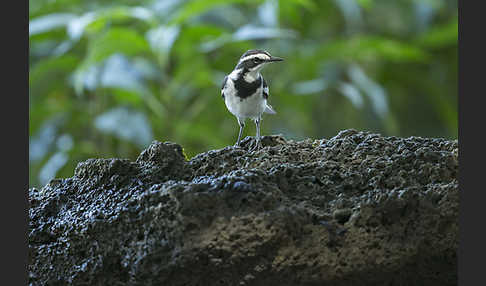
234,139,244,148
249,138,263,152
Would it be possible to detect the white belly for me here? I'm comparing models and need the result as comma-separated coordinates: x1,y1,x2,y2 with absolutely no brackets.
224,86,266,120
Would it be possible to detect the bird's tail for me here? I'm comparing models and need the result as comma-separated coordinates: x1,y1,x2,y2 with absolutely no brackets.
264,104,277,114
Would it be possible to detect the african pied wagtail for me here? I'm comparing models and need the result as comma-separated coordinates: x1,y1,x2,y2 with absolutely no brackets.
221,49,283,150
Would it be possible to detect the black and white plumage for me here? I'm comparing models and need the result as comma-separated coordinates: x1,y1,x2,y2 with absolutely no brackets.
221,49,283,149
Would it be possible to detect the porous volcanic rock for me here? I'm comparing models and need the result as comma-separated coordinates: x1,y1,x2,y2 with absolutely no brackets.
28,130,458,286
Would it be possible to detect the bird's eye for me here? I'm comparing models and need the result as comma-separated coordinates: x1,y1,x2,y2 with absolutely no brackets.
253,59,259,63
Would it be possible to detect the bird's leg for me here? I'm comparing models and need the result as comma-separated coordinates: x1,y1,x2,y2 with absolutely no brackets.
255,117,261,144
250,117,263,151
235,118,245,147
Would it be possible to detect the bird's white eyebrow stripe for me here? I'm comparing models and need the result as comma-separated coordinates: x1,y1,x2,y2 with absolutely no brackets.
239,54,270,63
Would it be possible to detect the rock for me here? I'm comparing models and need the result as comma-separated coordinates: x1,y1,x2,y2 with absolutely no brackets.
29,130,458,286
333,208,352,224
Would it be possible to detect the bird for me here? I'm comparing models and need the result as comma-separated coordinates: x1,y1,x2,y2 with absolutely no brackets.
221,49,283,150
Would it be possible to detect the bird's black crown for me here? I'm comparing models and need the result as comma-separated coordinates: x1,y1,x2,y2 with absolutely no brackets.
239,49,271,60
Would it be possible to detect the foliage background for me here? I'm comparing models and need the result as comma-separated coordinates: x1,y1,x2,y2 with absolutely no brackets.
29,0,458,188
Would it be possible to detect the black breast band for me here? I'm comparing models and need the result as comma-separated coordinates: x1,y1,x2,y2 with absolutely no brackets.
234,70,262,99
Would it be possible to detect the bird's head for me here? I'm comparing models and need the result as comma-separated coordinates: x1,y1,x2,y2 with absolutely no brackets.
235,49,283,73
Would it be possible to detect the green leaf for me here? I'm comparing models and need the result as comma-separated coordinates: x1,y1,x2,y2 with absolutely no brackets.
291,0,318,10
109,88,144,106
29,55,80,98
356,0,374,10
200,25,297,52
415,18,458,48
317,36,429,62
73,28,151,94
170,0,264,24
84,28,150,65
83,6,156,35
172,25,226,60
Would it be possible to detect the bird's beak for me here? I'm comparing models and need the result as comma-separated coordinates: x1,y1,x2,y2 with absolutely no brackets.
267,56,284,62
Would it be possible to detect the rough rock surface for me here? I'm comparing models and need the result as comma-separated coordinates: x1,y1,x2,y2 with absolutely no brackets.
29,130,458,286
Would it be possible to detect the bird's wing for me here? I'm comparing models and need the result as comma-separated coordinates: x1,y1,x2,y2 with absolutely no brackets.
262,77,276,114
221,75,228,100
262,76,269,99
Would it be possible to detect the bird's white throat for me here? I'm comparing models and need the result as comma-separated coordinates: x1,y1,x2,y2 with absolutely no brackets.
243,70,261,82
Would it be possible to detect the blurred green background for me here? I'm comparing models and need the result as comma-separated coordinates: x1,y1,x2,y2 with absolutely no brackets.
29,0,458,188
